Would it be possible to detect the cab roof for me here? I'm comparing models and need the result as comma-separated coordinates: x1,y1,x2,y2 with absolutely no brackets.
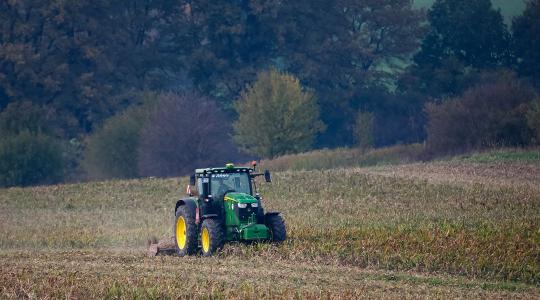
195,165,253,174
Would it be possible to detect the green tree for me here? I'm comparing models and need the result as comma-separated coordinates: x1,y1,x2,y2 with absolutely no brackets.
0,132,65,187
233,69,324,158
0,101,78,138
0,0,182,133
353,111,375,151
83,93,158,180
273,1,426,146
176,1,277,107
513,0,540,86
402,0,511,98
177,1,425,146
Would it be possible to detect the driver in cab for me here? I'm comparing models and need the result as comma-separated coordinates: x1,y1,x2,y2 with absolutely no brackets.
212,177,234,200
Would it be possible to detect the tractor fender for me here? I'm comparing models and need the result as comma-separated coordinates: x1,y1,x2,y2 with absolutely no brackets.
174,198,197,215
264,212,281,222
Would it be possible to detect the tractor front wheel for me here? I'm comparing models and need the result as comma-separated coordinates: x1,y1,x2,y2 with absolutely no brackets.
174,206,198,256
266,214,286,243
200,219,224,256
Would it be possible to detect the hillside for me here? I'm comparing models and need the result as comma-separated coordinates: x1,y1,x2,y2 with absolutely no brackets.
0,157,539,298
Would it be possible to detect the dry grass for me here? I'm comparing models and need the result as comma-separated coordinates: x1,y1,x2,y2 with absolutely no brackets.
1,250,537,299
258,144,424,171
1,158,539,298
364,161,540,190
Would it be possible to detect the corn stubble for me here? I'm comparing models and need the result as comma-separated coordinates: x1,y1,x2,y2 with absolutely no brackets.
0,161,539,299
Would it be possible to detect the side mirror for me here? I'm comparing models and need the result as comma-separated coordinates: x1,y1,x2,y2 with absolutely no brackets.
189,175,196,186
264,170,272,183
202,181,210,197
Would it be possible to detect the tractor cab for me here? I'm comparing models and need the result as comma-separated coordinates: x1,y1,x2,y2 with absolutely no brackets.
188,163,271,226
189,163,271,200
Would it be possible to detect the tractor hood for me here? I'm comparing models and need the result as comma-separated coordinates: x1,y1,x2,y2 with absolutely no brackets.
224,192,258,204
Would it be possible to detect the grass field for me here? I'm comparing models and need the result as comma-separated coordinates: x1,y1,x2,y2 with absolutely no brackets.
1,153,539,298
259,144,425,171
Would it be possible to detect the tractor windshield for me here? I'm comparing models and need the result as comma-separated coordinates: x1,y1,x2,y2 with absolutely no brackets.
210,172,251,198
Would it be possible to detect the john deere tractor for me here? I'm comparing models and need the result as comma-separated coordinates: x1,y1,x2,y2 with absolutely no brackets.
173,163,286,256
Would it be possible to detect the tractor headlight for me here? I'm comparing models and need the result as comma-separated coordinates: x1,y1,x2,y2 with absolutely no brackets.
251,203,258,208
237,203,247,208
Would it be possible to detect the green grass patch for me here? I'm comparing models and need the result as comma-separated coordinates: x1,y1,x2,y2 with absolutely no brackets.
456,149,540,163
259,143,424,171
259,145,540,173
372,272,531,292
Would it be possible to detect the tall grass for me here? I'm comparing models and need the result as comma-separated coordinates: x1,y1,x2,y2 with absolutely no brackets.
259,144,540,173
1,159,539,298
259,143,424,171
454,147,540,163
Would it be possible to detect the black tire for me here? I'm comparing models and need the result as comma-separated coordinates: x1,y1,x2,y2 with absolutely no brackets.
266,213,286,243
200,218,224,257
174,205,198,256
256,199,265,224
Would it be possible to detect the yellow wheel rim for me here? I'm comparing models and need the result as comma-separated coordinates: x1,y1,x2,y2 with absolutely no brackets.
201,227,210,253
176,217,186,249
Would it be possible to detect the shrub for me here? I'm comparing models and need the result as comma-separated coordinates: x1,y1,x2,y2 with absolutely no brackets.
353,111,375,151
0,132,65,187
425,75,536,156
83,93,158,180
137,92,240,178
351,89,426,147
526,99,540,144
233,69,325,158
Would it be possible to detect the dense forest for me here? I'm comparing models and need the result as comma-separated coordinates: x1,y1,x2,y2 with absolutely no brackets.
0,0,539,187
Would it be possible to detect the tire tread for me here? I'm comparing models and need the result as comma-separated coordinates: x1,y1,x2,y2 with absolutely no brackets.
266,214,286,243
201,218,224,256
174,205,198,256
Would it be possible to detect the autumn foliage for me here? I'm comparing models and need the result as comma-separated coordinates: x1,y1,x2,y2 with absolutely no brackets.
425,76,537,155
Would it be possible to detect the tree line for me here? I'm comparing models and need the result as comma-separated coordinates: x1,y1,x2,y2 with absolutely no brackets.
0,0,539,187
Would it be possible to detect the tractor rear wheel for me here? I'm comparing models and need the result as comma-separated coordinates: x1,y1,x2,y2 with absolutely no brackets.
174,205,198,256
266,214,286,243
200,219,224,256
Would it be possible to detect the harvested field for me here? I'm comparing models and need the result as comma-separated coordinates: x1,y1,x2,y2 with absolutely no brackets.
1,159,539,298
364,161,540,190
1,250,537,299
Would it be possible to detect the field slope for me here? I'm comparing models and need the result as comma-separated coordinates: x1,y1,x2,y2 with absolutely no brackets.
1,159,539,299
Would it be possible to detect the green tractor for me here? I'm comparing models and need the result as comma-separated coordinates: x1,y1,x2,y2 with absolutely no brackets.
174,163,286,256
